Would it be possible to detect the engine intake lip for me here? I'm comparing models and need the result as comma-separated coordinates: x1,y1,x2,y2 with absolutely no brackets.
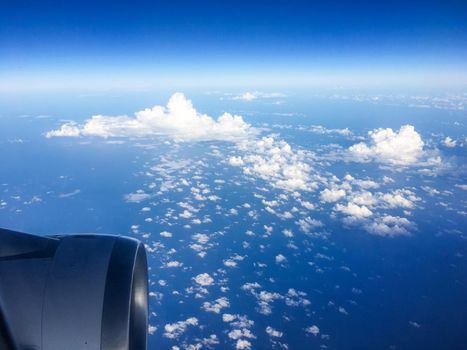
101,237,148,350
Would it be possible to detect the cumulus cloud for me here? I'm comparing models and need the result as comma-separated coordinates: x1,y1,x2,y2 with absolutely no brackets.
335,202,373,220
265,326,283,338
320,188,346,203
165,261,182,268
296,217,324,233
163,317,199,339
275,254,287,263
443,136,457,148
46,93,254,142
160,231,173,238
380,189,420,209
348,125,439,166
194,273,214,286
306,325,320,336
46,122,81,137
235,339,252,350
229,136,316,191
363,215,414,237
124,190,151,203
202,297,230,313
223,314,236,322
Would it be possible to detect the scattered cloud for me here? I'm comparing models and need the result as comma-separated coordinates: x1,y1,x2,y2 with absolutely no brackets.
160,231,173,238
335,202,373,219
363,215,414,237
229,136,316,191
306,325,320,336
235,339,252,350
202,297,230,313
443,136,457,148
163,317,199,339
265,326,283,338
125,190,151,203
275,254,287,263
320,188,346,203
194,273,214,286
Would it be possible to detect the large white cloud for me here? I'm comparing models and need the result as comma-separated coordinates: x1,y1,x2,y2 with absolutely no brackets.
46,93,254,141
348,125,439,166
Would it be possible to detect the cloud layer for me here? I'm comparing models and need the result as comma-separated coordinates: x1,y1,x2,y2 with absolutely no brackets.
230,91,286,102
47,93,254,141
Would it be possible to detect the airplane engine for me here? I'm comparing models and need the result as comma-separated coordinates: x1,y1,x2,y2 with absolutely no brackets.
0,228,148,350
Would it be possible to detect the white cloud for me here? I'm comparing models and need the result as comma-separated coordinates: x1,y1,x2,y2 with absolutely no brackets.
265,326,283,338
231,91,285,101
202,297,230,313
224,259,238,267
229,329,255,340
275,254,287,263
349,191,377,207
307,125,352,136
443,136,457,147
348,125,436,166
194,273,214,286
306,325,320,336
335,202,373,219
148,325,157,335
46,122,81,138
296,217,324,233
179,210,193,219
320,188,346,203
235,339,252,350
125,190,151,203
165,261,182,268
230,136,315,191
222,314,236,322
363,215,414,237
160,231,173,238
47,93,254,142
58,189,81,198
380,189,420,209
241,282,261,291
163,317,199,339
229,156,244,166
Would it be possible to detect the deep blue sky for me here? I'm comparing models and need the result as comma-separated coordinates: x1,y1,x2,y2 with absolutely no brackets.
1,0,467,91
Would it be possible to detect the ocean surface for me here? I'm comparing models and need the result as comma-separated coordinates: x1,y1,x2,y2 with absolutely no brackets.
0,89,466,349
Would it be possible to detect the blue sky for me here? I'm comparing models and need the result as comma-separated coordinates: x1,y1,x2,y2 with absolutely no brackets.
1,0,467,91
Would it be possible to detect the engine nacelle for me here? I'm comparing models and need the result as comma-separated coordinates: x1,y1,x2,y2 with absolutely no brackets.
0,228,148,350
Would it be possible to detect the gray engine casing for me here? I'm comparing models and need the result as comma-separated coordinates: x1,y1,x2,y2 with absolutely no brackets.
0,228,148,350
